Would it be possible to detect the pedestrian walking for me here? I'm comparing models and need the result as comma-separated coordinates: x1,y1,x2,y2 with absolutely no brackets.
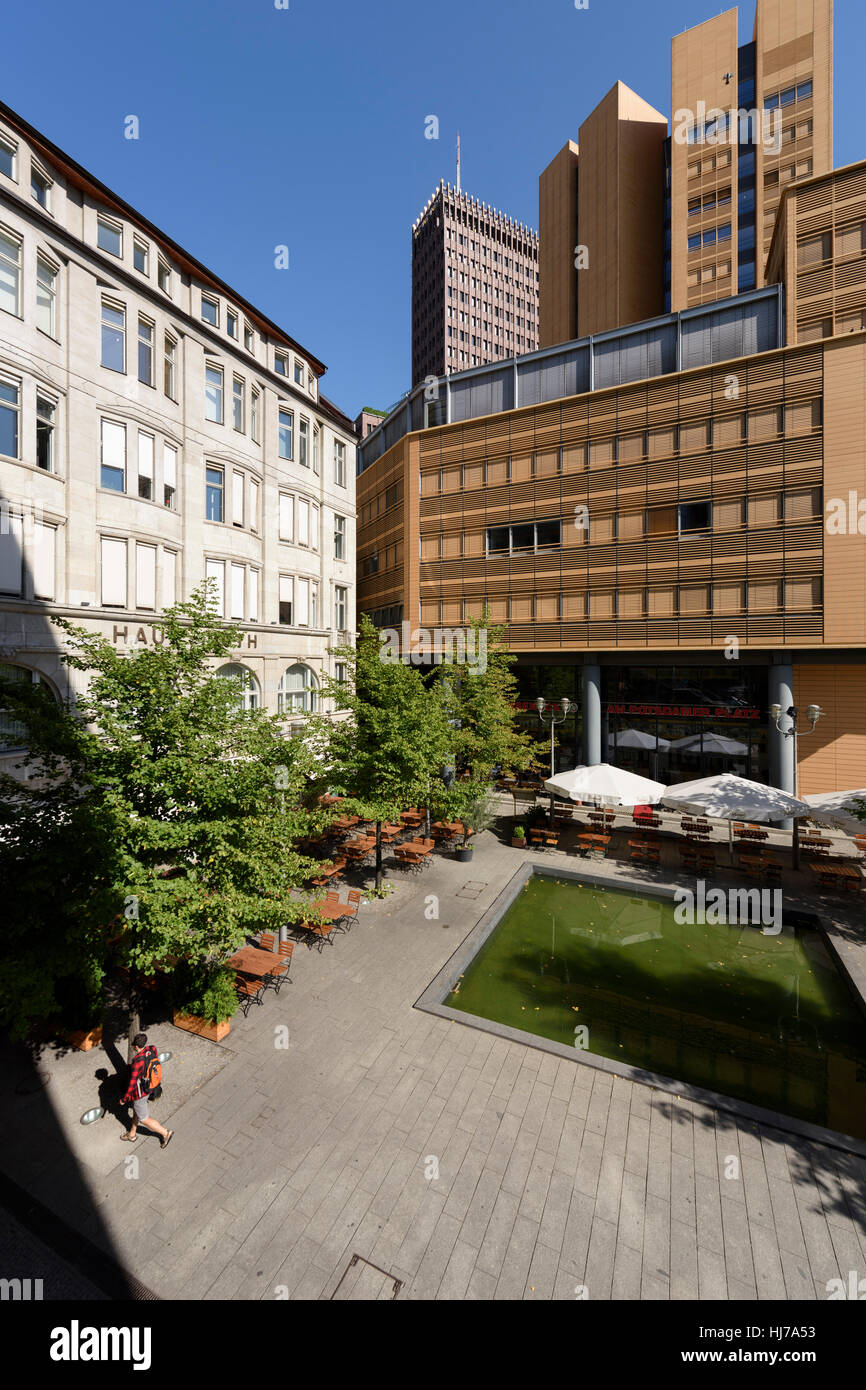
120,1032,173,1148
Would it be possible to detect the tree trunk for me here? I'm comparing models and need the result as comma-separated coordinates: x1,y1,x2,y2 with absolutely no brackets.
375,820,383,889
126,966,141,1067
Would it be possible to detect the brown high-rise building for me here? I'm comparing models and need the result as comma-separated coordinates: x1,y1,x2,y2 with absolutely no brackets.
670,0,833,313
539,0,833,345
539,84,668,347
411,181,538,385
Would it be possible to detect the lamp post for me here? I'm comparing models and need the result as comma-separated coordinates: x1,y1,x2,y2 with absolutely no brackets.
769,702,823,870
536,696,571,824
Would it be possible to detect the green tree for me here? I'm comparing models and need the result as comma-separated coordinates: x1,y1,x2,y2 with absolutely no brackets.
313,615,451,886
430,614,532,842
0,586,325,1049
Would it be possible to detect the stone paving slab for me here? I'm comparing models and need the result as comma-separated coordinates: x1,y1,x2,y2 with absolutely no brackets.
1,832,865,1300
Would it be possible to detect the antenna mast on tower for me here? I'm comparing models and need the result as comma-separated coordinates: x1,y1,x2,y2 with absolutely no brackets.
456,131,461,193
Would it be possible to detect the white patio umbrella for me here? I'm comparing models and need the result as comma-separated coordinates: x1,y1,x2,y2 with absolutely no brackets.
609,729,671,751
801,789,866,835
544,764,666,808
662,772,810,866
669,732,748,755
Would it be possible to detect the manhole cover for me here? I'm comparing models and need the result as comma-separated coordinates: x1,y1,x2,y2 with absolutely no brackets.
330,1254,403,1300
457,880,487,900
14,1069,52,1096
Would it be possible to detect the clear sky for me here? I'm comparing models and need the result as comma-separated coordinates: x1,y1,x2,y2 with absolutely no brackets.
2,0,862,418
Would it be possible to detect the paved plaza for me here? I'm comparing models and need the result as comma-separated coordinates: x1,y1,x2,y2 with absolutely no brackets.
2,831,865,1301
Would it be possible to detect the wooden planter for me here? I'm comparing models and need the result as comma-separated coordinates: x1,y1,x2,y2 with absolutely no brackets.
172,1009,230,1043
62,1025,103,1052
511,836,527,849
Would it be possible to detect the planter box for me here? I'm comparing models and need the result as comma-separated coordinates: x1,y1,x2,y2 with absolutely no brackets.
172,1010,230,1043
511,837,527,849
62,1026,103,1052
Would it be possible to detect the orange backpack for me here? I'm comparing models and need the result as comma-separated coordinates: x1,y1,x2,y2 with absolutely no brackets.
141,1047,162,1095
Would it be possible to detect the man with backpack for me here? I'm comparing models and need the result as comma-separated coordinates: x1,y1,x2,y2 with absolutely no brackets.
120,1033,173,1148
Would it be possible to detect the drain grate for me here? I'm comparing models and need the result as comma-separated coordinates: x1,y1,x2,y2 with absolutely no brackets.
457,880,487,900
330,1254,403,1300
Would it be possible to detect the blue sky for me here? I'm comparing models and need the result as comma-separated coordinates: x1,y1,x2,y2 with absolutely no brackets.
3,0,862,417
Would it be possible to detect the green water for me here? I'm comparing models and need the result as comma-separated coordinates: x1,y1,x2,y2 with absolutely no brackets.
446,876,866,1141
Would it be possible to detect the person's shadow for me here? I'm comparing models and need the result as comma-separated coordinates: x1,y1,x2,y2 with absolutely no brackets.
93,1067,131,1131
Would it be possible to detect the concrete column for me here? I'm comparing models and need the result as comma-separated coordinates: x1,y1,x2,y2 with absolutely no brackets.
582,663,602,766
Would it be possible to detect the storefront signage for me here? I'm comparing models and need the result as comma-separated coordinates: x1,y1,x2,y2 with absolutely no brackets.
607,703,761,721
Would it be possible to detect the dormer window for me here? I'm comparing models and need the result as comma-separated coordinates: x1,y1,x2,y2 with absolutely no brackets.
97,215,122,257
227,308,238,339
201,294,219,327
275,350,288,376
133,238,148,274
0,135,15,180
158,259,171,295
31,164,52,210
293,359,304,385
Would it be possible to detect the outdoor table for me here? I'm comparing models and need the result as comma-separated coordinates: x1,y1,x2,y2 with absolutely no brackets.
379,824,403,842
577,832,610,853
227,946,280,979
332,815,360,831
811,861,860,883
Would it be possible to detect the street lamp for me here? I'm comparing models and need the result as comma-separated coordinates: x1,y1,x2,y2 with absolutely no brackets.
537,696,571,823
769,703,823,869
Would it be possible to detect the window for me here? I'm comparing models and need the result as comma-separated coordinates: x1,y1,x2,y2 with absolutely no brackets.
201,295,219,327
232,470,244,527
205,365,223,422
217,664,259,711
0,136,15,179
485,520,561,555
230,561,245,618
717,223,732,242
312,427,320,474
163,443,177,509
138,317,154,385
250,479,259,533
244,322,254,353
797,80,813,101
298,497,310,546
334,586,347,630
0,380,19,458
100,420,126,491
308,372,315,395
278,663,318,714
133,239,148,274
311,582,319,627
780,86,796,107
248,567,258,619
678,500,711,534
0,229,22,315
334,439,346,487
251,388,260,442
299,417,309,467
293,359,304,385
334,514,346,560
97,215,122,257
204,558,225,614
688,233,701,251
278,407,293,459
311,502,319,551
227,309,238,339
164,334,176,398
137,433,154,500
36,256,56,335
158,259,171,295
278,493,294,541
0,509,22,594
33,521,55,599
36,395,55,471
101,301,125,372
335,662,347,685
275,350,288,376
30,164,51,209
100,537,127,607
232,377,244,432
702,229,716,247
162,549,176,607
278,575,293,624
205,466,224,521
136,543,156,609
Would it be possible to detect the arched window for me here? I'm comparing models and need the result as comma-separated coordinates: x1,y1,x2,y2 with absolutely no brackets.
216,663,260,711
278,663,318,714
0,664,49,749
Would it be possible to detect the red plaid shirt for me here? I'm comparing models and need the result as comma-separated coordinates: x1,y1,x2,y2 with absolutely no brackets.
123,1046,156,1103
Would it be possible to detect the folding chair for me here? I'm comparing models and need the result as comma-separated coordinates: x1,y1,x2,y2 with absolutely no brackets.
235,974,265,1016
